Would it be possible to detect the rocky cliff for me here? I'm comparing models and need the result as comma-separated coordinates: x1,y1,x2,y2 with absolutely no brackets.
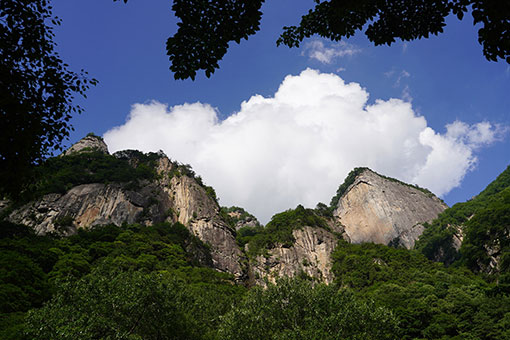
4,136,453,285
248,168,446,284
61,133,109,156
7,137,244,279
333,168,447,249
251,226,339,286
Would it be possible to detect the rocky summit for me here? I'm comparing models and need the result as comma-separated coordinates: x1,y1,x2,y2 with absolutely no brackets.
60,133,109,156
333,168,447,249
248,168,447,285
6,135,449,284
7,138,244,279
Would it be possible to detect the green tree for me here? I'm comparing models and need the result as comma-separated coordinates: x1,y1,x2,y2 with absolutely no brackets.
218,278,399,340
118,0,510,80
0,0,96,198
25,268,197,340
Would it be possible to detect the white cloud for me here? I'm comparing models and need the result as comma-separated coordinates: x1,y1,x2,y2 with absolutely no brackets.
384,69,395,78
401,85,412,102
303,40,361,64
445,121,503,147
104,69,503,223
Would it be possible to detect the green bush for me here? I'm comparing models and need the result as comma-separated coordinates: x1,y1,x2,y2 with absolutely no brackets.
330,240,510,340
246,205,329,257
218,278,399,340
22,151,157,202
416,165,510,267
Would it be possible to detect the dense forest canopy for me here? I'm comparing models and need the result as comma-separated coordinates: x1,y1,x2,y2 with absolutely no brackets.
1,151,510,339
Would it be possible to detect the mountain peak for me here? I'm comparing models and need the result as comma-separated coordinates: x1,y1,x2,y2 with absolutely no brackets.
62,133,109,156
332,167,447,249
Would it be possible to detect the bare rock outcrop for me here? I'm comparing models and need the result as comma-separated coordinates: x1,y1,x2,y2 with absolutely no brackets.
333,169,447,249
8,183,146,235
251,226,339,286
190,218,244,277
7,137,245,279
61,134,109,156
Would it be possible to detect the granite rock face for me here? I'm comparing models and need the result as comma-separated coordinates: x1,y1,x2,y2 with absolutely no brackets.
225,207,261,230
7,137,245,279
333,169,447,249
8,183,145,235
5,136,451,284
61,134,109,156
251,226,339,286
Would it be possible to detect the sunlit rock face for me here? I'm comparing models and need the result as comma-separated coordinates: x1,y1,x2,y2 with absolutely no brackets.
250,226,339,287
61,134,109,156
8,136,245,279
334,169,447,249
6,135,449,285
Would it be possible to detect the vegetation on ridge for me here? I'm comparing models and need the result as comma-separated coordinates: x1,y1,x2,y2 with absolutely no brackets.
416,165,510,270
331,241,510,340
19,151,157,203
244,205,330,258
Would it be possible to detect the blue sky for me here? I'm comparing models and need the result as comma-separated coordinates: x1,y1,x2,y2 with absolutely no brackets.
53,0,509,222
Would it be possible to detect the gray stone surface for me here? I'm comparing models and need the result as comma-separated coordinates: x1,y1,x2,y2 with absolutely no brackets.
333,169,447,249
251,226,339,286
61,135,109,156
8,150,245,279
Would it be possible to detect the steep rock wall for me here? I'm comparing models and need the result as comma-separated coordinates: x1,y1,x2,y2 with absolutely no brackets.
251,226,339,286
7,140,245,279
334,169,447,249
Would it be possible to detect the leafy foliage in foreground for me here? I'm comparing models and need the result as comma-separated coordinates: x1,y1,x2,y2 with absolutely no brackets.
219,278,399,340
0,0,96,198
120,1,510,80
25,269,197,340
0,221,240,339
2,217,510,339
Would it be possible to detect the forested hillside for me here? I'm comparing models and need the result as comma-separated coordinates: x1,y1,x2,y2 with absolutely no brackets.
1,139,510,339
416,165,510,276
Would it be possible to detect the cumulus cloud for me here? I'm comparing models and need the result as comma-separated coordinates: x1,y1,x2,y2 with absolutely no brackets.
104,69,503,223
303,40,361,64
